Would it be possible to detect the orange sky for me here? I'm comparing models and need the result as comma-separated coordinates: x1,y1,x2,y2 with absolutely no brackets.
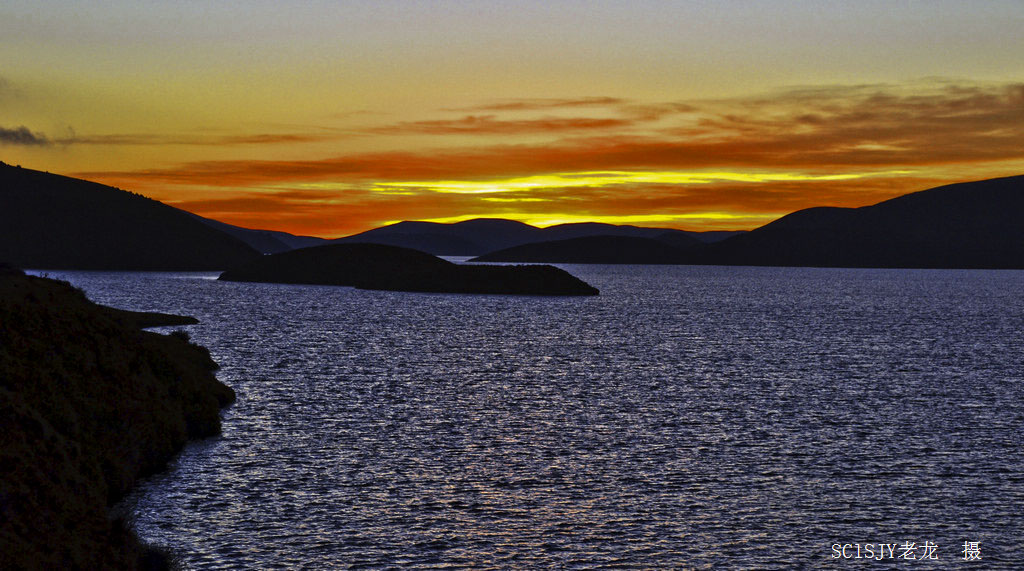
2,2,1023,237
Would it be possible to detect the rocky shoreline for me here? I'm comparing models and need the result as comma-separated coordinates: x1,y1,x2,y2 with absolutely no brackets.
0,265,235,569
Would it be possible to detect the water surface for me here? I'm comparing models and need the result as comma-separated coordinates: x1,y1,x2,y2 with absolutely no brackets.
40,266,1024,568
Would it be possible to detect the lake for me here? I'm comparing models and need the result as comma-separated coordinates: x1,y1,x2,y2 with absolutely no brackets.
36,266,1024,568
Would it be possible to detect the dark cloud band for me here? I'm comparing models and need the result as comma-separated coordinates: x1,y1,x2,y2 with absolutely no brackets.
0,126,49,146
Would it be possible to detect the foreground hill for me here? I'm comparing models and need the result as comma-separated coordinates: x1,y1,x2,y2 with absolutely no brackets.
219,243,599,295
335,218,737,255
471,235,696,264
0,265,235,569
702,174,1024,268
0,163,260,269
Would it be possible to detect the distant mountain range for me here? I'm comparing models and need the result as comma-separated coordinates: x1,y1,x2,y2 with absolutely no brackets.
472,235,697,264
188,213,328,254
477,175,1024,268
333,218,742,255
2,162,1021,270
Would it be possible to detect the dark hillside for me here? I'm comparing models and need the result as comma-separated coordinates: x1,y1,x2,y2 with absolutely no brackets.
338,231,482,256
703,175,1024,268
0,163,260,269
334,218,738,255
653,231,706,250
0,266,235,569
471,235,695,264
188,213,327,253
334,218,540,255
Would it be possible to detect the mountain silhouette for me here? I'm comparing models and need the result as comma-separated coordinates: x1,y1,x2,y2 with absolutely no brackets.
659,229,744,244
473,176,1024,268
700,174,1024,268
471,235,697,264
219,243,599,295
188,213,327,254
334,218,539,254
7,163,1018,269
335,218,737,255
535,222,738,244
0,163,261,269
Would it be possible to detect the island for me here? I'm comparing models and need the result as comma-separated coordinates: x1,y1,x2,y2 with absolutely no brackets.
218,243,600,296
0,264,235,569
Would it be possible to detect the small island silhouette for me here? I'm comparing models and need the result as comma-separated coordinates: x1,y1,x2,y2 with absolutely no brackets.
218,243,600,296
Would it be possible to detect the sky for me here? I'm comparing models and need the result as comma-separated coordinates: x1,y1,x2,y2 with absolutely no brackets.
2,1,1023,238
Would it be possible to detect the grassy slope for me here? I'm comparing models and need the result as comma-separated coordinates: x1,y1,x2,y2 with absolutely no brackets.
0,266,235,569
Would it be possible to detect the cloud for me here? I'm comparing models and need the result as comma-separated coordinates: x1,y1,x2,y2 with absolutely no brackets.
415,98,693,134
85,81,1024,189
54,131,343,146
620,102,700,121
449,96,628,112
369,114,636,135
166,187,481,238
0,125,50,146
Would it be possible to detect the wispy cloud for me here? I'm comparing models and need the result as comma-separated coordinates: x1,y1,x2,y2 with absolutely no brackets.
89,81,1024,185
369,114,636,135
449,96,628,112
414,98,693,134
0,125,50,146
54,131,343,147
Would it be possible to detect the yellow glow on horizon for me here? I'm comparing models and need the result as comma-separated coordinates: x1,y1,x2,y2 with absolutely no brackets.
371,170,883,195
383,211,778,230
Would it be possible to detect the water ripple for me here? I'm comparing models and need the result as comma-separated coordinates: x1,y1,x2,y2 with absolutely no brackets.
43,267,1024,568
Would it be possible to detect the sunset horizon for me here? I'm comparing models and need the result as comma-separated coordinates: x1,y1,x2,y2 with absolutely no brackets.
4,3,1024,567
3,2,1023,237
